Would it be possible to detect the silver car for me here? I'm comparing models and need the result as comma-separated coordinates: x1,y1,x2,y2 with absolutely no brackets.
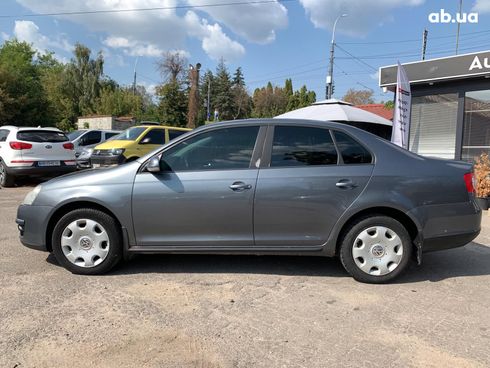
67,129,120,168
16,119,481,283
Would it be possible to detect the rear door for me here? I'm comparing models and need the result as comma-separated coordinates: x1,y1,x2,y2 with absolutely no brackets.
16,130,74,164
253,125,374,247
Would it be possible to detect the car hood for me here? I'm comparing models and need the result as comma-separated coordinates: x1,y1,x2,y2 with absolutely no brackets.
39,161,139,191
94,140,136,150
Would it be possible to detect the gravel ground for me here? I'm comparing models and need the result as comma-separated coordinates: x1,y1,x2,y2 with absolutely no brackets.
1,185,489,368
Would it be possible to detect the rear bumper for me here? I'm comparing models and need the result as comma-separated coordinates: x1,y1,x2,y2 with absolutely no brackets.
408,200,482,253
6,164,77,176
16,204,52,252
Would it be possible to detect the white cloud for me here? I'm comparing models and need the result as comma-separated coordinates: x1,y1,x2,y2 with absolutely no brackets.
15,0,247,61
103,36,163,57
187,0,288,44
185,11,244,62
299,0,425,36
473,0,490,13
13,20,73,54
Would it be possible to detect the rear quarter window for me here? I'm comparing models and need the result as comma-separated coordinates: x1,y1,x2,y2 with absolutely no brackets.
0,129,9,142
333,131,373,164
17,130,68,143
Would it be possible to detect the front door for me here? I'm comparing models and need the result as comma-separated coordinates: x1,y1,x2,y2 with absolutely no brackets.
253,126,374,247
132,125,263,247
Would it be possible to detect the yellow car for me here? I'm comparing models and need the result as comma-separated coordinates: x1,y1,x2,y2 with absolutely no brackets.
90,125,190,167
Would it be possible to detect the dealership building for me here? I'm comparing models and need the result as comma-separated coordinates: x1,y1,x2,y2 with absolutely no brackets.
379,50,490,161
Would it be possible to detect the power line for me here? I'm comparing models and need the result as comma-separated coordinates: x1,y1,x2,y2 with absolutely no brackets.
335,44,377,71
0,0,296,18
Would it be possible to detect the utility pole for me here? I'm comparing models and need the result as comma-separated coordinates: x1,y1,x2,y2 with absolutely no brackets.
132,57,138,95
421,29,428,60
326,14,347,100
187,63,201,129
456,0,463,54
207,79,211,122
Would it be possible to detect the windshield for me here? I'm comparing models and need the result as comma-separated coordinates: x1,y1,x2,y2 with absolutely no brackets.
17,130,69,143
110,127,146,141
67,130,85,141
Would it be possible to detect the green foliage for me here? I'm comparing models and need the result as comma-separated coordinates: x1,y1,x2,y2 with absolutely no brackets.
212,59,234,121
0,39,47,126
384,100,395,109
156,81,187,127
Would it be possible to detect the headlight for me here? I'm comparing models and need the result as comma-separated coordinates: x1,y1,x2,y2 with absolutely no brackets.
23,185,42,205
111,148,125,155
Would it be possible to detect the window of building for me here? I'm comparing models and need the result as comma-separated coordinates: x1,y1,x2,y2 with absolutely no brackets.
409,93,458,159
462,90,490,162
271,126,338,167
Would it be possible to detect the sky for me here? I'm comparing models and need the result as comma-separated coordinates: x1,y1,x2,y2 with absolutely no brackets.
1,0,490,102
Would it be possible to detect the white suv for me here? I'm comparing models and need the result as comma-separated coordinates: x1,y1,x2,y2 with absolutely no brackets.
0,126,76,187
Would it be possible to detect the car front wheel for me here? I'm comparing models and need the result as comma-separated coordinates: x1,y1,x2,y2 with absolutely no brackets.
339,215,412,283
52,208,122,275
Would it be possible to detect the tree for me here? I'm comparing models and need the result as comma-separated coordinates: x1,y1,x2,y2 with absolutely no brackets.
231,67,251,119
212,59,234,121
156,52,188,126
157,51,187,83
156,81,187,127
252,82,288,118
0,40,47,126
342,88,374,105
60,43,104,128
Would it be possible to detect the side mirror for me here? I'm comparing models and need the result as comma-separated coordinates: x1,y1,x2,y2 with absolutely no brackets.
146,157,161,173
140,137,151,144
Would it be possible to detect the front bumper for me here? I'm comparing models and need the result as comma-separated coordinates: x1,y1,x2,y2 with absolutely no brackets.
6,163,77,176
90,154,125,166
16,204,53,252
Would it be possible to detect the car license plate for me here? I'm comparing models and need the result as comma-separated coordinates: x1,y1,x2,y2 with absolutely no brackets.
38,160,60,167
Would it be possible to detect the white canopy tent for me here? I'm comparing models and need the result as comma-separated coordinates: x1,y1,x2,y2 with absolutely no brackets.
275,99,392,126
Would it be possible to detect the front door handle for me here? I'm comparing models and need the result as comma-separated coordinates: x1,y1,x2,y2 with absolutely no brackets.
336,179,358,189
229,181,252,191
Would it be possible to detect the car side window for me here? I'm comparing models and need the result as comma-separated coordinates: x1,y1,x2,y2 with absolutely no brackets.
333,131,373,164
82,131,102,146
271,126,338,167
0,129,9,142
168,129,186,141
141,129,166,145
105,132,119,140
161,126,259,172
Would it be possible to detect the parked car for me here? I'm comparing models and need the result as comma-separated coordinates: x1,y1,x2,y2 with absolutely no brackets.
0,126,76,187
67,129,120,168
90,125,190,167
16,119,481,283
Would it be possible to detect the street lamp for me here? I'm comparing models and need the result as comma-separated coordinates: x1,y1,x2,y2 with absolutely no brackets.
326,13,348,100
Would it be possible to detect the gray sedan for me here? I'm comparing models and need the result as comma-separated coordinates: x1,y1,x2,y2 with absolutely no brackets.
16,119,481,283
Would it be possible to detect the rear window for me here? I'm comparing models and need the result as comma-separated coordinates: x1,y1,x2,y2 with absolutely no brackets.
333,131,373,164
17,130,68,143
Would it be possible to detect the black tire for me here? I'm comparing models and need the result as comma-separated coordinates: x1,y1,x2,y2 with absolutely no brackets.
0,160,15,187
52,208,123,275
339,215,412,284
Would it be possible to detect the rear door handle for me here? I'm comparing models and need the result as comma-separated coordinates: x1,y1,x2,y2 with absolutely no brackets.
336,179,358,189
229,181,252,191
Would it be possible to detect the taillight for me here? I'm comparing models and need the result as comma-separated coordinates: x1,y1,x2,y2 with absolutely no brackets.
464,172,475,193
63,142,74,150
9,141,32,150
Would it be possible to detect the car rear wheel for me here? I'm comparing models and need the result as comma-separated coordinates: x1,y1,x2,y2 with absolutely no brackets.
339,216,412,283
0,160,15,187
52,208,122,275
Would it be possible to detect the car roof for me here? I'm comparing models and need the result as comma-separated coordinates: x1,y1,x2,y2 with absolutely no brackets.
197,118,361,131
0,125,62,132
